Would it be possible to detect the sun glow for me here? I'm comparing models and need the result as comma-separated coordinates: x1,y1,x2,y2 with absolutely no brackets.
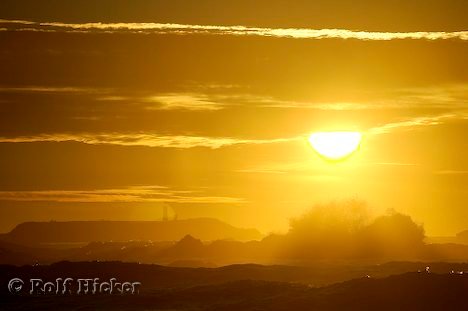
308,131,362,160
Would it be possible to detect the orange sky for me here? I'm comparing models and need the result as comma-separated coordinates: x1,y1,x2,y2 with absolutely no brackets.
0,0,467,236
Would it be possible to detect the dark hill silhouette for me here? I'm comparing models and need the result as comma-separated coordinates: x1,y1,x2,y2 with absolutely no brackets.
456,230,468,244
161,234,205,257
2,262,468,310
2,228,468,266
0,239,71,266
3,261,468,293
0,240,41,266
0,218,262,246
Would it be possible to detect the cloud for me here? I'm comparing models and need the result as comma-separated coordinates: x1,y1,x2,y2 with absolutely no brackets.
0,19,35,25
145,85,468,111
0,86,110,94
144,94,225,111
0,87,224,111
368,113,463,135
1,19,467,41
233,96,421,111
99,93,227,111
3,84,467,112
0,186,246,204
237,85,468,110
0,133,298,149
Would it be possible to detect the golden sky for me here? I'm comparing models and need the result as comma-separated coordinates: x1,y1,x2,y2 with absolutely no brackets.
0,0,467,236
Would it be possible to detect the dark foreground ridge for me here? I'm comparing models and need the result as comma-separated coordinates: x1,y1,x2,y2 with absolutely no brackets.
1,261,468,310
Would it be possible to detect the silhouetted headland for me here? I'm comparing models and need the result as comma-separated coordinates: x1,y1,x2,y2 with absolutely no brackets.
0,218,262,247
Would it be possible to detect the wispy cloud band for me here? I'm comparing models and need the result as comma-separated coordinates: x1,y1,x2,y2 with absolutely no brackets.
368,113,464,135
0,186,246,204
0,133,298,149
1,19,467,41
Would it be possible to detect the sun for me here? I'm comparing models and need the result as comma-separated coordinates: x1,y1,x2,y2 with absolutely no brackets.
308,131,362,161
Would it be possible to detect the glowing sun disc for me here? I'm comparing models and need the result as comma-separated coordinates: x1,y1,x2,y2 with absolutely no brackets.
309,131,362,160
